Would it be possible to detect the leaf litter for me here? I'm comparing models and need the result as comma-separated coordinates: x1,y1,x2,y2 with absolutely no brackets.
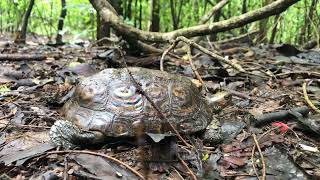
0,40,319,179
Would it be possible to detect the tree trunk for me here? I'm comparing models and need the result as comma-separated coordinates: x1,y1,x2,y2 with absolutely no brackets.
210,10,221,41
97,13,111,40
139,0,142,29
149,0,160,32
110,0,123,15
14,0,35,44
240,0,247,34
306,0,318,40
0,2,2,33
176,0,183,27
269,14,280,44
257,0,272,43
170,0,178,30
194,0,199,21
125,0,133,20
134,0,138,28
96,0,122,41
55,0,67,45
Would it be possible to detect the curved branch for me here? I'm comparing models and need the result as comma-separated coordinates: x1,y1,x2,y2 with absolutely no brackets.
90,0,299,42
199,0,229,24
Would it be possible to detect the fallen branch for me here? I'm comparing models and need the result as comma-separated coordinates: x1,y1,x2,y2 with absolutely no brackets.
289,111,320,136
0,54,47,61
90,0,299,43
199,0,229,24
253,106,310,127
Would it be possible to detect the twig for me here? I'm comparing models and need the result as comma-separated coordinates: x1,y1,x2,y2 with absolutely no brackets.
275,71,320,79
47,150,145,180
251,145,260,180
160,41,178,71
172,168,185,179
302,80,320,113
0,112,14,120
176,36,246,73
186,45,206,88
63,155,68,180
217,30,260,44
252,134,266,180
251,134,266,180
240,62,275,78
250,124,298,180
177,155,197,180
88,37,119,48
250,127,277,179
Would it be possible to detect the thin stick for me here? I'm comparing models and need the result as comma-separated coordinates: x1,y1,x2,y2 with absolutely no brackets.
253,134,266,180
63,155,68,180
186,45,206,87
176,36,246,73
276,71,320,78
160,41,178,71
251,144,260,180
303,80,320,113
0,112,14,120
47,150,145,180
119,48,191,148
250,127,278,180
177,155,197,180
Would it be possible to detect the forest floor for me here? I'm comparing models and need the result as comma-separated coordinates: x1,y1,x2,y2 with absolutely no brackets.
0,37,319,179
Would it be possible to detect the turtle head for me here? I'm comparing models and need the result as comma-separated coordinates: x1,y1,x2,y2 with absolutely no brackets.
206,91,232,113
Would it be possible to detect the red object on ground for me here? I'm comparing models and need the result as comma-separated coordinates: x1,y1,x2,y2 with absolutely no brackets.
272,122,289,133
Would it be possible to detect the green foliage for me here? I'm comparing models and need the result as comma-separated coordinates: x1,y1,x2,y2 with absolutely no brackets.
0,0,319,45
0,0,96,40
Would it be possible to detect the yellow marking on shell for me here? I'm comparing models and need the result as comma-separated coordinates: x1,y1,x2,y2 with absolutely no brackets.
173,87,186,97
114,87,134,98
176,106,194,113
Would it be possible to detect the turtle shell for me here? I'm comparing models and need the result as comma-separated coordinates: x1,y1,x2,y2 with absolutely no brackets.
63,67,213,137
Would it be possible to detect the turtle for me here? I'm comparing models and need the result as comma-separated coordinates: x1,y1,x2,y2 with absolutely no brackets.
49,67,230,148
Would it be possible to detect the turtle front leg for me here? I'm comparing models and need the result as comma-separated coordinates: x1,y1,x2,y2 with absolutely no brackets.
49,120,104,149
